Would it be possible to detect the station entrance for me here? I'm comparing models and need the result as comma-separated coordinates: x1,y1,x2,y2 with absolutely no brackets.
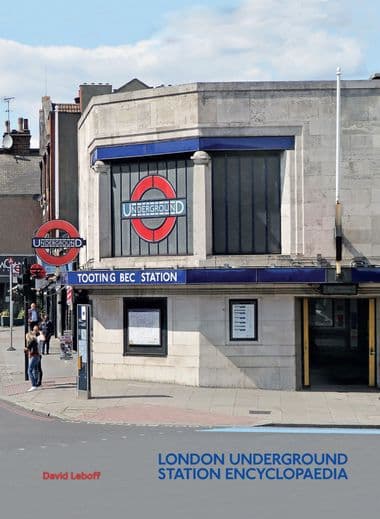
303,298,376,388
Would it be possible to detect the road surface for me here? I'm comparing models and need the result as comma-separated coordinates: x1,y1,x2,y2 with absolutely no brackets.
0,400,378,519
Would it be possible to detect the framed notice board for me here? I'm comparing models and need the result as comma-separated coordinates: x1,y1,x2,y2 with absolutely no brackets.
229,299,258,341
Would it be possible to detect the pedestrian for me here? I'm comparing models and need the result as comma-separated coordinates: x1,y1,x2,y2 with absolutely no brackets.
32,325,43,387
27,303,40,331
25,330,40,391
40,314,54,354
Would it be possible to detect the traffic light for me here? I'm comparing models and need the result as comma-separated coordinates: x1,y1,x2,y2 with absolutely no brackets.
16,260,36,301
23,270,35,300
15,275,24,296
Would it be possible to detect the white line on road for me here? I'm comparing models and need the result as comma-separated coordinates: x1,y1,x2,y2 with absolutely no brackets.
201,426,380,435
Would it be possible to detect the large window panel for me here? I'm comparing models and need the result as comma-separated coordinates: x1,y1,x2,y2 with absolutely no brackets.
266,155,281,252
226,156,240,253
252,156,267,254
212,155,227,254
212,151,281,255
240,156,254,253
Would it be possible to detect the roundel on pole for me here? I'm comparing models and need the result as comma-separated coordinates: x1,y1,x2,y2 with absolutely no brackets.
32,219,86,266
123,175,187,243
29,263,46,279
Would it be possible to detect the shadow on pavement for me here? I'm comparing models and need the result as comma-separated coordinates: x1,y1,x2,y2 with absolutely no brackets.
92,394,173,400
41,382,76,389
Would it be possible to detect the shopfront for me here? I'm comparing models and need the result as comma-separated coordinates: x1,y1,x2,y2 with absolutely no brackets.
0,255,28,320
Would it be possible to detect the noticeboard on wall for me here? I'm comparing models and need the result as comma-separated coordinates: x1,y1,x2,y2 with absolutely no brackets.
229,299,258,341
128,309,161,346
124,298,168,356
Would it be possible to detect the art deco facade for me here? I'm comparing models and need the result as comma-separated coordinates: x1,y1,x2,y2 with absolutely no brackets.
71,78,380,390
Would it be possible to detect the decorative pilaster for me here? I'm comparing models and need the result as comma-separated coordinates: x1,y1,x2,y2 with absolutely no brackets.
91,160,111,260
191,151,212,261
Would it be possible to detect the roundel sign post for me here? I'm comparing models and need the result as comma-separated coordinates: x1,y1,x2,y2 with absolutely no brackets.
122,175,186,243
32,220,86,267
29,263,46,279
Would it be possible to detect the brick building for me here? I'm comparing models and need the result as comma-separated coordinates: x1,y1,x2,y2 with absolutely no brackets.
0,118,41,312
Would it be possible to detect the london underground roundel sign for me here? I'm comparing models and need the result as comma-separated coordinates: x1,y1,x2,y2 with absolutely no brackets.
29,263,46,279
32,219,86,266
121,176,186,242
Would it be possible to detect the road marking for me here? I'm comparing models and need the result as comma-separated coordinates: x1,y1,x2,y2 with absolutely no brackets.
201,426,380,435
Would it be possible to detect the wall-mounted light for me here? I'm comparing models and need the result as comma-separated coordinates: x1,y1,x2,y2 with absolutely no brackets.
91,160,108,174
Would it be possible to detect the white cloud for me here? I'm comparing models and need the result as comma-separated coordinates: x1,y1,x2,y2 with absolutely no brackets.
0,0,367,146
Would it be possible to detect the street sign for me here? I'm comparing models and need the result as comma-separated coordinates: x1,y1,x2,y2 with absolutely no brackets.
32,219,86,266
0,256,31,277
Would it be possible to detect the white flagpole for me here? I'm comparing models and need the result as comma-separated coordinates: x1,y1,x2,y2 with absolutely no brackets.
335,67,342,278
336,66,341,203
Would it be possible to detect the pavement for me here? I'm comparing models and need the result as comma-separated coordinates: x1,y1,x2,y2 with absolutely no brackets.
0,326,379,427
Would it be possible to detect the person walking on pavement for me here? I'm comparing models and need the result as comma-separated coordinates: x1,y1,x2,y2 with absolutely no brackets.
32,325,43,387
25,330,40,391
40,314,53,355
27,303,40,331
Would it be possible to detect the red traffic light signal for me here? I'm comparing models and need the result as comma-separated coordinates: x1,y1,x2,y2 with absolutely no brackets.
29,263,46,279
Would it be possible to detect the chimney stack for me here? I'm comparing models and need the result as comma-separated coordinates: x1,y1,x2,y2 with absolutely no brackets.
4,116,32,154
79,83,112,112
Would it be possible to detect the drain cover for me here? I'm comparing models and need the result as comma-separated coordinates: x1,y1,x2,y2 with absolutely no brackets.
249,410,271,415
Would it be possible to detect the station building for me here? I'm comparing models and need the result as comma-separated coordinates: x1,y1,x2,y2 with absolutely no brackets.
72,79,380,390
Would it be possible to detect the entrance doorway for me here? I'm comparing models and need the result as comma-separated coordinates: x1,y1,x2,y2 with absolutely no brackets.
303,298,376,388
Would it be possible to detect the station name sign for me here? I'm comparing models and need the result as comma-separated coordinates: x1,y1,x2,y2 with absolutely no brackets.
66,269,186,286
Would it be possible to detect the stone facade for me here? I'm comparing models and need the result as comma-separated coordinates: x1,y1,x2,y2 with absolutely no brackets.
79,80,380,268
76,79,380,390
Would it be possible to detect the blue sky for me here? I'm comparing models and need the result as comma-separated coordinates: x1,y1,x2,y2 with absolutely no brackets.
0,0,242,46
0,0,378,145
